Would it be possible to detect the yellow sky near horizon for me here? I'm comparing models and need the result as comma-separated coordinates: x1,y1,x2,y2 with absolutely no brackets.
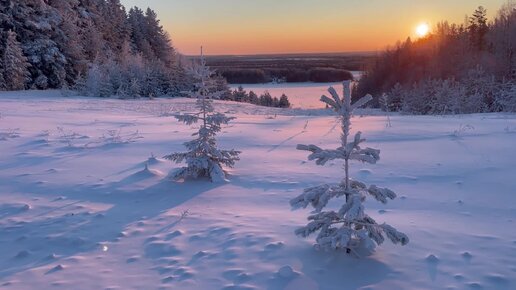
121,0,509,55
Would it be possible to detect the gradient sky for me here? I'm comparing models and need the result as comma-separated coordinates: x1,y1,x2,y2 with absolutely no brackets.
120,0,507,55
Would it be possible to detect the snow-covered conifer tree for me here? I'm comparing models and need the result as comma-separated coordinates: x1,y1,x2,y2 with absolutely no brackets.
164,48,240,182
0,68,5,91
495,80,516,112
0,53,5,90
3,30,30,90
291,81,408,256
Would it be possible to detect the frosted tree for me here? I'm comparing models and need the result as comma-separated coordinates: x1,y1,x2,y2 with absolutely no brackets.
0,66,5,90
291,81,409,256
164,48,240,182
0,1,190,91
379,94,392,127
2,30,30,90
495,80,516,112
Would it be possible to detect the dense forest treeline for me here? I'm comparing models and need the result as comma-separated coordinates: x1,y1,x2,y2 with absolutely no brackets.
202,75,291,108
226,86,291,108
0,0,190,97
218,67,354,84
356,3,516,113
0,0,293,106
206,53,371,84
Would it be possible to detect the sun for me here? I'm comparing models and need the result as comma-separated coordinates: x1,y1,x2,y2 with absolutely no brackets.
416,23,430,37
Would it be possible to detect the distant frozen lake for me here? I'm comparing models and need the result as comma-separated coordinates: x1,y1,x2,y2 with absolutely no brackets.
230,71,362,109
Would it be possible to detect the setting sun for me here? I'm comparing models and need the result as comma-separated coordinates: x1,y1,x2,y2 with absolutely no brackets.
416,23,430,37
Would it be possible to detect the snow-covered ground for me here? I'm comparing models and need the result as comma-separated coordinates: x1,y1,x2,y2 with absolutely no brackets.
1,91,516,290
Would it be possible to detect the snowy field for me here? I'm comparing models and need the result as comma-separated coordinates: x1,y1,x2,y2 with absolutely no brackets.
1,91,516,290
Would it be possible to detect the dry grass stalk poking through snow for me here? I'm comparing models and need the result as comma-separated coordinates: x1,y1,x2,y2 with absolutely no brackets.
291,81,409,256
0,128,20,141
55,127,142,148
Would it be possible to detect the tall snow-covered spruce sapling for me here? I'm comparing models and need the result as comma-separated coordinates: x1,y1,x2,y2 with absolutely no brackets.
164,49,240,182
290,81,408,256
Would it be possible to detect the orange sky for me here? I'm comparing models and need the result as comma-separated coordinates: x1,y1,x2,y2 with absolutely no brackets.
121,0,507,55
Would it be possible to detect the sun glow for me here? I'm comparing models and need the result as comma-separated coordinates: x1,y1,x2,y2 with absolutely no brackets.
416,23,430,37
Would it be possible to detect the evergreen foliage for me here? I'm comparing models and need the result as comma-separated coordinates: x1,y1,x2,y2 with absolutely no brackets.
291,81,408,255
357,4,516,112
164,49,240,182
0,0,189,94
2,30,30,90
468,6,489,51
224,86,291,108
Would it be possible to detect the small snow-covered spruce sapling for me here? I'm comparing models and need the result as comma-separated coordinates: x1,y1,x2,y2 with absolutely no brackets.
164,48,240,182
290,81,409,256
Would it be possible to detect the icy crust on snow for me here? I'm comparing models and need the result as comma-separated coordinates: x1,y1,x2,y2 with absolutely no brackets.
0,91,516,289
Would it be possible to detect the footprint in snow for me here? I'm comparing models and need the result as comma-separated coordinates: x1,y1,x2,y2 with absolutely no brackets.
425,254,439,281
145,241,181,258
277,265,299,279
45,264,65,274
188,234,203,242
43,253,58,261
222,248,239,260
154,266,174,275
461,251,473,260
222,285,257,290
484,273,508,285
145,242,181,259
466,282,484,289
208,226,232,237
145,236,160,243
188,250,215,265
426,254,440,263
14,250,30,259
223,269,252,283
358,169,373,177
164,230,183,240
264,241,284,251
126,256,139,263
221,238,239,248
174,268,195,281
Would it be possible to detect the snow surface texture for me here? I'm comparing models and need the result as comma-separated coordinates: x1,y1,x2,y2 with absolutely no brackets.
1,91,516,289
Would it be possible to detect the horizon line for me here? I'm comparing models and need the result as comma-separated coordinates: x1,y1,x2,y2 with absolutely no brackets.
181,50,379,58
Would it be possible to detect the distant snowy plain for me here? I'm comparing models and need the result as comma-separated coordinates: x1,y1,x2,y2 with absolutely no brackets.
0,90,515,290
